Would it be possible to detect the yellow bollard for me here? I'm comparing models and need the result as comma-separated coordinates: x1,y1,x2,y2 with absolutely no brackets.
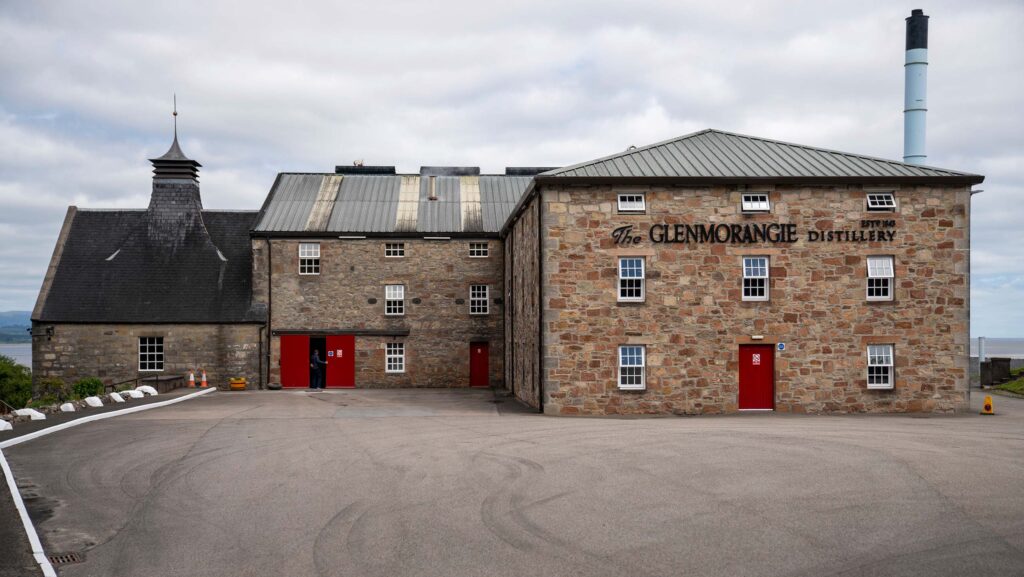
980,395,995,416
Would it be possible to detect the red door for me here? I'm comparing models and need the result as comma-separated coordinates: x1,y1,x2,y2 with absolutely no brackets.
280,335,310,388
470,342,489,387
326,335,355,388
739,345,775,410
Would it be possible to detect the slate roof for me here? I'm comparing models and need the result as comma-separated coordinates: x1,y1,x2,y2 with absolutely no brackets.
542,129,984,181
35,209,262,323
253,173,531,235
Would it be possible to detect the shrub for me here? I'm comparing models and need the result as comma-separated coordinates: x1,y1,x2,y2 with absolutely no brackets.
28,395,58,409
72,377,104,399
0,354,32,408
35,377,70,403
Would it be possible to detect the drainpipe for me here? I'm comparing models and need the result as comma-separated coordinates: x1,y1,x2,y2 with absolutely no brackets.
265,238,273,387
536,190,544,414
903,9,929,165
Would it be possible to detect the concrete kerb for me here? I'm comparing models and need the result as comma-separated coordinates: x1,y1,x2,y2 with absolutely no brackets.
0,386,217,577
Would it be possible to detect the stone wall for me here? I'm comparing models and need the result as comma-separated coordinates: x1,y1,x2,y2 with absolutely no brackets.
538,184,971,415
31,323,262,389
262,237,504,387
504,198,542,408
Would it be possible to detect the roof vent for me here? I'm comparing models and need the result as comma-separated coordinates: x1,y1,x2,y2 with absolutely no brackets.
334,165,396,175
505,167,559,176
420,166,480,176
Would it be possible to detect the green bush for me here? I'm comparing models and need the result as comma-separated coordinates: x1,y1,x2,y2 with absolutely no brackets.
35,377,70,403
72,377,104,399
28,395,58,409
0,354,32,408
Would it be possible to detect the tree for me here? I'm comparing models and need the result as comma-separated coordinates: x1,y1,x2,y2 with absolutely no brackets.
0,354,32,409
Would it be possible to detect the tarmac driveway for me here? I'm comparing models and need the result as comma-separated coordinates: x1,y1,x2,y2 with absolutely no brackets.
4,388,1024,577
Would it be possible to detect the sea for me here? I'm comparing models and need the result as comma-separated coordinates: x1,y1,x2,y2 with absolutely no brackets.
971,338,1024,359
0,343,31,367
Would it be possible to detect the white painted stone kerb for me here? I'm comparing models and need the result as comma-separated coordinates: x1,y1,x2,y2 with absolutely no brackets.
0,387,217,577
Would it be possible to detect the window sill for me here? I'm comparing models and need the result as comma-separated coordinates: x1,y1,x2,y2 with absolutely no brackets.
866,384,895,390
617,385,646,392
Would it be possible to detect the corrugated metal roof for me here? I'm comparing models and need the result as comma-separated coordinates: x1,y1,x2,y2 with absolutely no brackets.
254,173,532,234
542,129,982,180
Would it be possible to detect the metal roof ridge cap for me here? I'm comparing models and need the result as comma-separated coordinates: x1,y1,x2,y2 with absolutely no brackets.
540,128,715,176
705,129,979,176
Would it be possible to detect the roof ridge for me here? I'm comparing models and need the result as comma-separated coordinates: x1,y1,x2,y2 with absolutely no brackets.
543,128,980,178
541,129,714,176
705,129,976,177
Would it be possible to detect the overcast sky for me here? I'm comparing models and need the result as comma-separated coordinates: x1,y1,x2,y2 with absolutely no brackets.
1,0,1021,336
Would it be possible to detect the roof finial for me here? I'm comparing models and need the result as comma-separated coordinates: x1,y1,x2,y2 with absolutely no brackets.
172,93,178,139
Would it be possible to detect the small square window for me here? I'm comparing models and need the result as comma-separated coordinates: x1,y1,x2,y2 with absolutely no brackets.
469,242,489,258
742,256,769,301
867,193,897,211
866,256,894,301
470,285,489,315
385,285,405,315
138,337,164,372
867,344,894,389
385,243,405,258
386,342,405,373
618,345,645,390
299,243,320,275
618,257,645,302
617,193,646,213
741,193,771,212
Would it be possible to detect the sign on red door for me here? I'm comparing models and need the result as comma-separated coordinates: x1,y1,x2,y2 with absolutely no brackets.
326,335,355,388
280,335,310,388
470,342,489,387
739,344,774,410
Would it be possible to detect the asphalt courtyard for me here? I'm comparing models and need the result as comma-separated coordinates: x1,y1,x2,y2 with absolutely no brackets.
3,388,1023,577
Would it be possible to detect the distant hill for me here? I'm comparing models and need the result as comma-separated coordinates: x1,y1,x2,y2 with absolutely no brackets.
0,310,31,343
0,311,30,326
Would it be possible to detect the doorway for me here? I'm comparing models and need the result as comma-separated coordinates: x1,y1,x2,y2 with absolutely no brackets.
470,342,489,387
739,344,775,410
310,337,327,388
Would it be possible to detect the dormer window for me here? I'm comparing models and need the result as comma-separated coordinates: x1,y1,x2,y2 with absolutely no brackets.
617,193,646,214
866,192,897,211
741,193,771,213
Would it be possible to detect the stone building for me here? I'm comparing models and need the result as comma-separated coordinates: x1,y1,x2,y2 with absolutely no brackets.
31,134,265,388
502,130,983,414
32,128,984,414
248,166,538,388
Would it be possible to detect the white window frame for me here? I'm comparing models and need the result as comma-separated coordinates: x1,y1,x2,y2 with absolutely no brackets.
138,336,164,372
742,256,769,301
470,285,489,315
298,243,321,275
866,192,897,212
386,342,405,373
741,193,771,213
867,344,894,389
617,257,645,302
618,345,646,390
617,193,646,214
866,256,894,301
469,242,489,258
385,285,405,316
385,243,405,258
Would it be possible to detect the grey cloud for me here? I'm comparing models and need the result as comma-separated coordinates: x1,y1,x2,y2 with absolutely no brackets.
0,0,1021,334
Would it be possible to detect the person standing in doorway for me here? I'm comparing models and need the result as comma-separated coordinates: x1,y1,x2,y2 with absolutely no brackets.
310,349,327,390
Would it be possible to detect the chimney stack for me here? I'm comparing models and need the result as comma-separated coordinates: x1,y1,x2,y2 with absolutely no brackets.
903,9,929,165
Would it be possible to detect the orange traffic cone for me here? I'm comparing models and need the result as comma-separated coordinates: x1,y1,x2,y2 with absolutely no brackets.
981,395,994,415
200,370,208,388
188,371,196,388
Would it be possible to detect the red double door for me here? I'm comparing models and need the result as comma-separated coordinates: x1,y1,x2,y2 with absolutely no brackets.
738,344,774,410
280,335,355,388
